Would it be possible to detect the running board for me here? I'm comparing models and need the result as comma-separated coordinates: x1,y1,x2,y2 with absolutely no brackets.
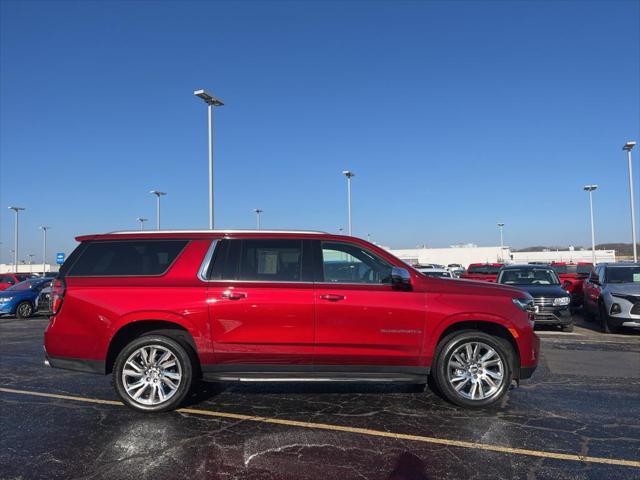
202,368,430,384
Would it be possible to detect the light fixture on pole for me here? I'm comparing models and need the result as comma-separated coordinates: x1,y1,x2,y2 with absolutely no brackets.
342,170,355,236
194,89,224,230
149,191,166,230
338,227,344,235
623,141,637,262
497,223,505,260
8,206,25,273
137,217,148,231
40,226,50,275
583,185,598,265
253,209,263,230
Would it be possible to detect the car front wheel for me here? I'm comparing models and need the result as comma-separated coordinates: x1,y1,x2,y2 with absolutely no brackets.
113,335,193,412
433,330,513,408
15,301,33,319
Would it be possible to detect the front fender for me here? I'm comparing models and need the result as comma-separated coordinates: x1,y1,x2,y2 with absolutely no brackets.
427,311,517,354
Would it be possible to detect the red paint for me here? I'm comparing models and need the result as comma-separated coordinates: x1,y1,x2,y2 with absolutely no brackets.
460,263,505,283
44,232,538,375
0,273,31,290
551,262,592,304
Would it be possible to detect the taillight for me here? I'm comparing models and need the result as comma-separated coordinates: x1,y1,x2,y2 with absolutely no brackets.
51,279,66,315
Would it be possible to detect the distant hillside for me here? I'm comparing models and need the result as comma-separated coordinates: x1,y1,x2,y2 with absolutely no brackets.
514,243,639,256
595,243,640,257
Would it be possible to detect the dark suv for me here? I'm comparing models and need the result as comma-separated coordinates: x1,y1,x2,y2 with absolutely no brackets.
497,265,573,332
44,230,539,412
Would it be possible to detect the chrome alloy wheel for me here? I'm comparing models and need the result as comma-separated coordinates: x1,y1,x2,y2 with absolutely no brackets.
446,341,504,401
122,345,182,406
17,302,33,317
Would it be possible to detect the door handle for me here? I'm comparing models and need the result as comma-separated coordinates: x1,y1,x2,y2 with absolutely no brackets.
221,291,247,300
320,294,345,302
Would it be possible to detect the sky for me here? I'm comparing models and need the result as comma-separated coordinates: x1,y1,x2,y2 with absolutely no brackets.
1,0,639,264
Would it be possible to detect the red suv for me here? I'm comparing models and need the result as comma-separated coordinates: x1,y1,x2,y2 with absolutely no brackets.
550,262,592,312
44,231,539,412
460,263,504,283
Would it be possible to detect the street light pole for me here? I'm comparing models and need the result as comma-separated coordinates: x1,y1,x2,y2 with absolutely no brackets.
342,170,355,236
623,141,637,262
149,191,166,230
137,217,148,231
584,185,598,265
28,254,34,273
497,223,505,261
194,89,224,230
254,209,263,230
8,207,25,273
40,226,50,275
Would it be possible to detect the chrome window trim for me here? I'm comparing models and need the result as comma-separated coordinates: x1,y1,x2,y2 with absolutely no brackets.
197,279,391,287
108,229,327,235
197,240,219,282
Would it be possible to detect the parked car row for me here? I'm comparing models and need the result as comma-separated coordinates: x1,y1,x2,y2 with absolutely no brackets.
0,277,53,318
457,261,639,334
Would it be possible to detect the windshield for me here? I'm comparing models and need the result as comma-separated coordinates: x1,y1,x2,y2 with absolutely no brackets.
423,271,451,278
552,264,592,275
606,266,640,284
468,265,501,274
498,268,560,285
6,279,49,292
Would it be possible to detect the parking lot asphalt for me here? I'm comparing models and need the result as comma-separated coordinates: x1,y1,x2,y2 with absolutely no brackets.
1,315,639,480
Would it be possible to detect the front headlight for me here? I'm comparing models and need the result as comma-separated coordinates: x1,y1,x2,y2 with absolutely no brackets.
553,296,570,306
0,296,14,304
513,297,535,312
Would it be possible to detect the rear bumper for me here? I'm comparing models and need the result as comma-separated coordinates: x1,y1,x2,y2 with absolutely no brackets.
43,347,104,375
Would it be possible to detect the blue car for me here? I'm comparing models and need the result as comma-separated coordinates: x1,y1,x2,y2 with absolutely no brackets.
0,278,52,318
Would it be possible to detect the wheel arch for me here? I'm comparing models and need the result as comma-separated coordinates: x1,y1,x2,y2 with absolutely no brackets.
105,320,202,377
432,319,521,376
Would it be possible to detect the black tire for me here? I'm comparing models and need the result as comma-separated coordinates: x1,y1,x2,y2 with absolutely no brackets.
598,303,621,334
432,330,514,408
113,335,193,413
583,302,595,323
15,301,33,319
561,323,574,333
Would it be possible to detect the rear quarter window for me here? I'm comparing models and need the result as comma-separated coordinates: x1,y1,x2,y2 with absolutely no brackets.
67,240,188,277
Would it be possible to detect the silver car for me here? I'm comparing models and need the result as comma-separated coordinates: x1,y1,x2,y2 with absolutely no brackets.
583,263,640,333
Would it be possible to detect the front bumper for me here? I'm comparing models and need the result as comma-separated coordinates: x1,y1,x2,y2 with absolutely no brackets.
0,302,16,315
534,306,572,326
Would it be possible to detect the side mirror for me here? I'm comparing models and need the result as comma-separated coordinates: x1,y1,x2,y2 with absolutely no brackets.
391,267,412,291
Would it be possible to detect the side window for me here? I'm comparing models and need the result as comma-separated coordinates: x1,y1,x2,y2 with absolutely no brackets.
598,267,606,284
238,239,302,282
67,240,188,276
321,241,392,284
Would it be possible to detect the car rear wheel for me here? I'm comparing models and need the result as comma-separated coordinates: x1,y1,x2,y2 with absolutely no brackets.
113,335,193,412
599,303,621,334
15,301,33,319
432,331,513,408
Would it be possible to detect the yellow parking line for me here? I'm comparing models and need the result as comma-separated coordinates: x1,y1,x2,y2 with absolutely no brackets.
1,386,638,469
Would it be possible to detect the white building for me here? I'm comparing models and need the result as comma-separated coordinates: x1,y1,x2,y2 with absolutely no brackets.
387,246,616,267
0,264,59,275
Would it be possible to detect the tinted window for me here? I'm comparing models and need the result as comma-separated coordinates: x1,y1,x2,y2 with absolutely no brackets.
467,265,487,274
498,268,560,285
238,239,302,282
606,266,640,284
67,240,187,276
321,241,392,284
